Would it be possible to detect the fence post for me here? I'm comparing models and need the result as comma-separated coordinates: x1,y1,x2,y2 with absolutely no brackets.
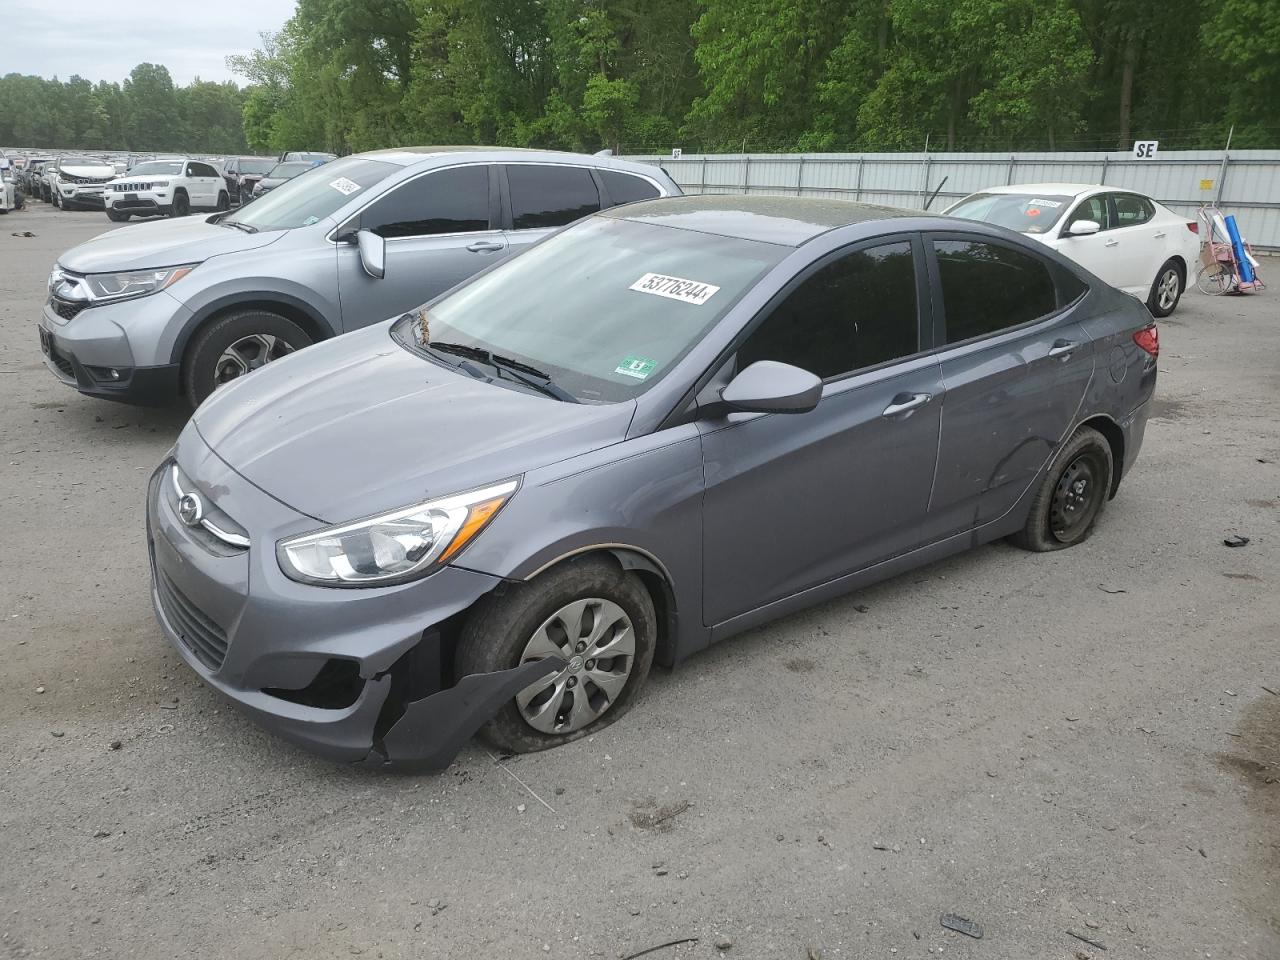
1099,155,1108,185
796,155,805,196
855,156,864,201
743,155,750,194
1215,125,1234,205
700,155,707,194
1006,155,1016,185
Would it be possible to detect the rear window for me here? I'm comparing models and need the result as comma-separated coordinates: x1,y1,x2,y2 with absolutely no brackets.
946,192,1074,235
508,165,601,229
601,170,661,206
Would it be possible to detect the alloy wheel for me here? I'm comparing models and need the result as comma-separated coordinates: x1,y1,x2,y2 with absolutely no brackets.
1156,268,1180,311
515,598,636,735
213,334,295,390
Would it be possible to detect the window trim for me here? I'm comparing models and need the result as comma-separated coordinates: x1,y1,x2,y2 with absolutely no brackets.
328,161,501,244
499,161,667,233
922,231,1082,353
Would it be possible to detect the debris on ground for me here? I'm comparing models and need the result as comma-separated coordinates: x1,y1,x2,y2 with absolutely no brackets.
806,945,822,960
108,740,122,750
1223,535,1250,547
1098,586,1127,594
1262,685,1278,697
11,231,36,238
940,914,983,939
1066,929,1108,951
51,731,64,738
628,799,691,832
853,604,870,613
713,936,733,950
620,937,699,959
426,898,446,916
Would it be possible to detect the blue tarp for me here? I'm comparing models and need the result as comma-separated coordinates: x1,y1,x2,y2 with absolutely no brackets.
1224,215,1256,284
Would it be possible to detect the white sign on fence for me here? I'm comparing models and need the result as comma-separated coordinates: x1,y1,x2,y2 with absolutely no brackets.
1133,140,1159,159
671,148,682,159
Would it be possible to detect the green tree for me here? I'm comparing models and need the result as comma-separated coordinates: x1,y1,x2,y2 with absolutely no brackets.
123,63,180,150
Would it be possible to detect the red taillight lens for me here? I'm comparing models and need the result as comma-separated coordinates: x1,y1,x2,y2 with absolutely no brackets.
1186,221,1199,234
1134,325,1159,357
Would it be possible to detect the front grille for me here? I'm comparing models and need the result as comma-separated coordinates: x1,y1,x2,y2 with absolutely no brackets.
48,348,74,379
50,297,87,322
156,570,229,670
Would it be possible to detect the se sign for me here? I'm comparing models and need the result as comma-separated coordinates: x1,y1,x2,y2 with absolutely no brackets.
1133,140,1159,159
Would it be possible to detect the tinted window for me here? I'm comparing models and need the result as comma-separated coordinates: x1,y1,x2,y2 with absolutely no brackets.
361,166,490,239
191,162,219,178
1064,195,1110,232
508,165,600,229
737,241,920,380
601,170,660,206
935,239,1057,343
1113,193,1154,227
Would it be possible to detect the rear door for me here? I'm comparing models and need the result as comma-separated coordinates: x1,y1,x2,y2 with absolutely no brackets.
1108,192,1162,293
335,163,505,331
500,164,603,257
699,236,943,626
924,234,1095,536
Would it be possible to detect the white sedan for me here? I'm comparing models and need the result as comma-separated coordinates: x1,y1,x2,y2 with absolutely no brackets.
944,183,1199,316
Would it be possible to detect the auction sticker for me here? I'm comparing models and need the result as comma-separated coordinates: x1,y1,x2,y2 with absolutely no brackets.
629,272,720,305
329,177,362,196
1027,198,1062,208
615,355,657,380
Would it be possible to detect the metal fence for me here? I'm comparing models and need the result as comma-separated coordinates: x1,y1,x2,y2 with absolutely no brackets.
624,150,1280,251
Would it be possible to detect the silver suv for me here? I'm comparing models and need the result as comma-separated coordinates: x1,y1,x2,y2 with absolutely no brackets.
39,147,680,407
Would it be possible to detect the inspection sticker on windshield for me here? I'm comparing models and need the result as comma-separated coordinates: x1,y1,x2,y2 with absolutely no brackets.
329,176,362,196
1027,198,1062,208
629,272,720,306
615,355,657,380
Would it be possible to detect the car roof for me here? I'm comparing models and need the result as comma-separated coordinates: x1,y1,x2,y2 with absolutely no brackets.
358,146,668,180
605,194,916,247
976,182,1143,198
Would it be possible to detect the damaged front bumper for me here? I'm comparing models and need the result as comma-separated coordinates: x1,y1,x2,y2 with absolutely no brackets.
145,437,558,770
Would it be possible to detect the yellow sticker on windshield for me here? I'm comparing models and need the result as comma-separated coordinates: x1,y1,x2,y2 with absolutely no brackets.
629,273,720,305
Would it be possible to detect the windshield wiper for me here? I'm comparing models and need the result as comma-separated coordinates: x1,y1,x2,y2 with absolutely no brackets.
221,219,258,234
427,341,579,403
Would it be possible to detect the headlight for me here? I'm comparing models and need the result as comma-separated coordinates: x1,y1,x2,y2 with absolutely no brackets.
151,180,170,188
82,264,197,303
277,480,518,587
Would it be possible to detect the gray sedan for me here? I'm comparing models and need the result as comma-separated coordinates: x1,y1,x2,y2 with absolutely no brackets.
147,195,1157,768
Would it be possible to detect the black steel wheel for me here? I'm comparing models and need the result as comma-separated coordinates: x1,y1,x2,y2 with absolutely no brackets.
1010,425,1114,552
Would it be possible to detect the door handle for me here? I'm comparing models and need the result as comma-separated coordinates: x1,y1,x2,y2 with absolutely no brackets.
881,392,931,417
466,240,504,253
1048,338,1080,359
1104,239,1119,247
1153,231,1167,239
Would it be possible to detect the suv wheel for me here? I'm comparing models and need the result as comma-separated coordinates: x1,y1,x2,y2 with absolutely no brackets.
215,191,230,212
106,209,130,223
171,191,190,217
456,556,656,754
182,309,313,407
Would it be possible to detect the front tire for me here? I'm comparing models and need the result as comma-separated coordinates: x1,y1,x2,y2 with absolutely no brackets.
1010,425,1114,552
215,191,229,212
182,309,312,407
106,209,130,222
1147,259,1183,317
456,557,656,754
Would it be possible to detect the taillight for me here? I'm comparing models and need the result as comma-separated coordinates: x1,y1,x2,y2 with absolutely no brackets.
1186,221,1199,234
1133,325,1159,357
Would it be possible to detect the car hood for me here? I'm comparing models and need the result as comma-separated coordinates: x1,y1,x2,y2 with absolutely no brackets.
58,215,283,273
59,164,115,179
192,324,636,523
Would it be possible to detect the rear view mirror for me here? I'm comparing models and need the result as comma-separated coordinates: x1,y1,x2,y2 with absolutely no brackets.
356,228,386,279
719,361,822,415
1064,219,1101,237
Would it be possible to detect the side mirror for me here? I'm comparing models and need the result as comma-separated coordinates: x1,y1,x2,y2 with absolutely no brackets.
717,361,822,415
356,228,385,279
1064,219,1100,237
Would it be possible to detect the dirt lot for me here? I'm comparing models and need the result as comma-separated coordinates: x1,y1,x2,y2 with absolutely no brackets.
1,203,1278,960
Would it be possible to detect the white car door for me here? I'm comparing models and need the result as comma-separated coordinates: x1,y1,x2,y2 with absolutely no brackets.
1110,193,1167,293
1053,194,1121,286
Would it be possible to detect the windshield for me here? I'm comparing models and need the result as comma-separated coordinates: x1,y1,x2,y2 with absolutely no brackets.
127,161,184,177
392,217,786,403
61,157,99,168
269,162,313,178
240,159,275,174
946,192,1075,235
227,156,397,232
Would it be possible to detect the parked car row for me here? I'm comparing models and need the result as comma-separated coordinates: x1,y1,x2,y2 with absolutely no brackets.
35,145,1157,771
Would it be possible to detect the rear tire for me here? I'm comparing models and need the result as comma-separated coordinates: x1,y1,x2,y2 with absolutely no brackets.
1147,259,1183,317
456,557,656,755
1009,426,1113,552
182,309,312,407
171,191,189,217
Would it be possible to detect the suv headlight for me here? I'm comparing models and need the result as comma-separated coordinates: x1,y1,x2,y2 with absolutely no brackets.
82,264,197,303
277,480,518,587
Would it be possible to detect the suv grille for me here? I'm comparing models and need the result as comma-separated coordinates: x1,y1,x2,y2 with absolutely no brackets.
156,571,229,670
51,297,87,322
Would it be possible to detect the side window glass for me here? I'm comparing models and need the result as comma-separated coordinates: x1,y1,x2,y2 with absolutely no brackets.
935,239,1057,343
736,241,919,381
361,165,490,239
1113,194,1153,227
1065,195,1108,232
600,170,660,206
508,165,601,229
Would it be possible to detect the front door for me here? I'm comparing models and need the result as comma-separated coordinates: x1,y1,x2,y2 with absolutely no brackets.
924,235,1095,535
700,238,943,626
1056,194,1120,285
336,164,507,331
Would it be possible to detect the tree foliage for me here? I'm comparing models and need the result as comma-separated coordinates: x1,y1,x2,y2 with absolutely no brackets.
2,0,1276,155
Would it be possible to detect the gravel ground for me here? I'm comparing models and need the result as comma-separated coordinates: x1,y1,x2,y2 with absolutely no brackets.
2,203,1278,960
